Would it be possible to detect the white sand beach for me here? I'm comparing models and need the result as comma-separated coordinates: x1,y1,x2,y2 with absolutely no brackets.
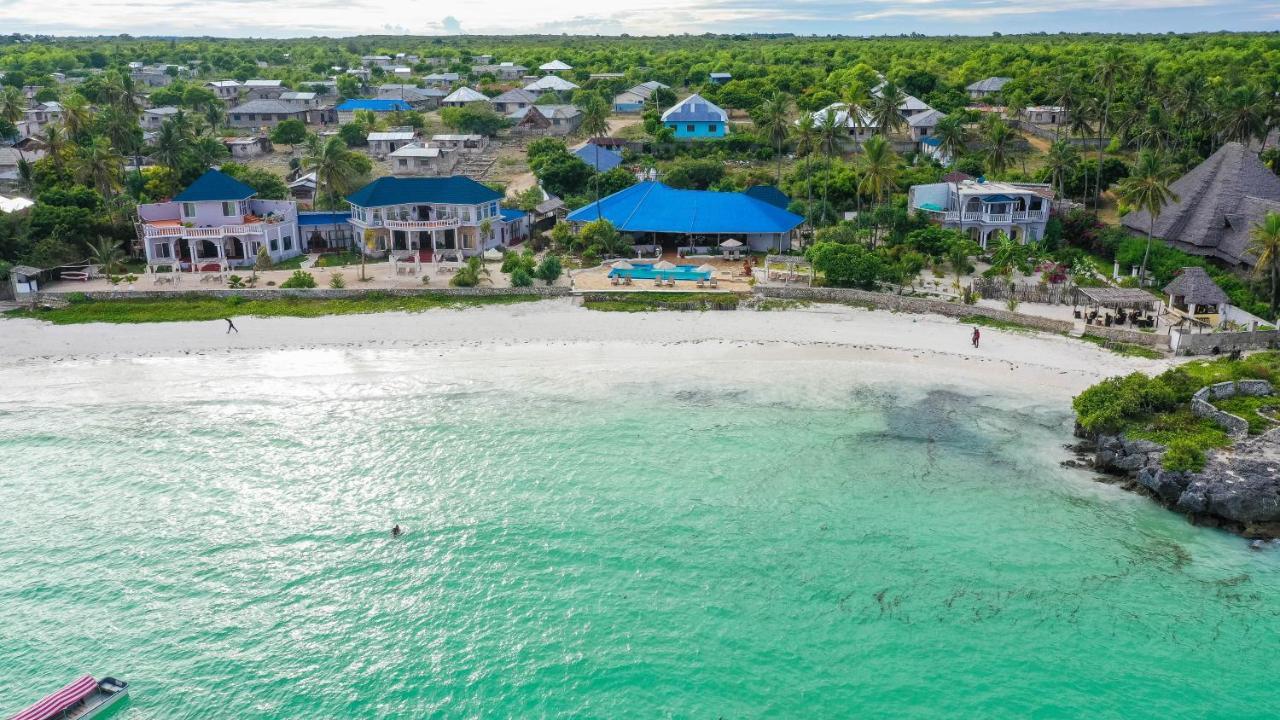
0,300,1166,400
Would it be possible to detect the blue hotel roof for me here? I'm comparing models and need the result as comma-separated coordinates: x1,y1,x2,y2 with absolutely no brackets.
173,169,256,202
336,98,412,112
566,182,804,235
346,176,502,207
500,208,527,221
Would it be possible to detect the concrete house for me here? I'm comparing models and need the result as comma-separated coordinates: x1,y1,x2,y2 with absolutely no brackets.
907,108,946,141
613,81,669,113
279,91,319,109
473,62,528,81
440,87,490,108
137,168,301,270
523,75,579,96
491,88,538,115
661,94,728,140
23,102,63,135
388,143,458,176
424,73,461,88
376,84,444,110
1022,105,1068,125
966,77,1011,100
538,60,573,74
222,136,273,159
431,134,488,153
227,99,308,129
345,175,518,260
909,178,1054,247
335,98,412,124
367,130,418,157
508,105,583,135
243,80,285,101
808,103,879,143
206,80,241,102
709,72,732,85
141,106,181,130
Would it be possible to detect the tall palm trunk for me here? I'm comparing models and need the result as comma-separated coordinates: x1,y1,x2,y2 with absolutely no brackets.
1139,215,1154,286
1096,91,1111,209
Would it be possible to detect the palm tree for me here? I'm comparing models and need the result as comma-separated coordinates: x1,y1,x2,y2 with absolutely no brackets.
754,93,792,184
857,134,898,247
60,93,92,138
0,86,22,124
983,120,1014,177
816,108,845,226
1249,211,1280,318
842,83,874,145
1116,151,1178,286
789,112,818,228
1219,85,1267,146
304,136,367,210
1133,105,1174,152
1092,46,1126,207
151,119,187,174
933,116,967,166
871,82,906,137
40,123,68,171
74,136,123,202
579,94,610,137
1044,140,1080,203
86,236,126,275
203,103,225,134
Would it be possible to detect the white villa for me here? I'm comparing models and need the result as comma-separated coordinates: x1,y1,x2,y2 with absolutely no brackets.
345,176,517,261
137,168,301,271
808,103,879,142
909,178,1054,247
388,144,458,176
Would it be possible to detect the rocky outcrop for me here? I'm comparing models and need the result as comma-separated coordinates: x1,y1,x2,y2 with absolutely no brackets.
1079,380,1280,538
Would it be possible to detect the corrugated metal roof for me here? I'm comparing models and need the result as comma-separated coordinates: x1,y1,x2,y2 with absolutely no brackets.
337,98,412,112
174,169,256,202
661,94,727,123
566,182,803,235
346,176,501,207
573,144,623,172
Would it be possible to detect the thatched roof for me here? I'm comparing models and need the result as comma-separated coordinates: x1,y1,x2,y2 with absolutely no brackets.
1122,142,1280,267
1163,267,1230,306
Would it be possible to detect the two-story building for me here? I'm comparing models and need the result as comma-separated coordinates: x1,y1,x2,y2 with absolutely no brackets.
345,176,515,261
808,103,879,143
388,144,458,176
141,106,181,130
909,178,1054,247
205,80,241,102
661,94,728,140
137,168,301,270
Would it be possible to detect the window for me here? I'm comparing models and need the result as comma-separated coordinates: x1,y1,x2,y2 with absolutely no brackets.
707,124,718,133
222,201,236,216
398,159,407,168
155,243,172,259
270,238,279,252
686,124,695,132
282,235,293,251
181,202,196,217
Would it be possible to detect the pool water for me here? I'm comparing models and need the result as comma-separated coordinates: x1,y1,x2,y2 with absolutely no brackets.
608,262,712,281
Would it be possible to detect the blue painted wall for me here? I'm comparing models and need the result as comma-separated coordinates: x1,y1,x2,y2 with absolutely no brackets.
666,121,727,139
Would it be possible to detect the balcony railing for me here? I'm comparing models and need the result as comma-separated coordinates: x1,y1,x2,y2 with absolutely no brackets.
941,209,1050,225
385,219,462,230
143,222,276,238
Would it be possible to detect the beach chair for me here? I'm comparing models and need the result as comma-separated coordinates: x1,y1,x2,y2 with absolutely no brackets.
654,277,663,287
666,278,675,287
709,277,719,288
624,276,633,286
696,279,705,288
611,275,620,286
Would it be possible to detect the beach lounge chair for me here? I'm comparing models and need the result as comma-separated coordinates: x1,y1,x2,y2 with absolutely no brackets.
709,277,718,288
696,279,705,288
624,276,633,286
666,278,675,287
611,275,620,286
654,277,663,287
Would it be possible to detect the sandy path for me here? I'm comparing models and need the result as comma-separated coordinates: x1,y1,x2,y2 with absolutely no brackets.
0,301,1165,400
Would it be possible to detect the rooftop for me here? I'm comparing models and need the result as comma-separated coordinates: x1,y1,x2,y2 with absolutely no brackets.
1164,266,1230,305
336,98,413,112
229,99,305,115
173,168,256,203
566,182,804,235
346,176,501,207
662,94,727,123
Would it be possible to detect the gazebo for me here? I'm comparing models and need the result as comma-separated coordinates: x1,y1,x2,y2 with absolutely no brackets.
1164,267,1229,328
1072,286,1162,328
765,255,813,286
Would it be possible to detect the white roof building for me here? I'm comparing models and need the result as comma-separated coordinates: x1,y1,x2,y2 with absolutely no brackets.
539,60,573,72
524,75,580,93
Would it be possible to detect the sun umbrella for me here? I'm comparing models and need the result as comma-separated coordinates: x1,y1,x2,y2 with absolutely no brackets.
697,264,716,274
482,248,503,261
653,260,676,270
719,238,743,248
611,260,634,270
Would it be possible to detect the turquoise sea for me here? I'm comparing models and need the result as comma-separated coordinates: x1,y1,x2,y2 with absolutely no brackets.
1,347,1277,718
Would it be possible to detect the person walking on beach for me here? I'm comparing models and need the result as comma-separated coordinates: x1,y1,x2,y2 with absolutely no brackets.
224,318,238,334
971,327,980,348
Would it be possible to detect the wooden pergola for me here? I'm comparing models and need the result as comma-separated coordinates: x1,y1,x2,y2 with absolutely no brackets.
765,254,813,286
1072,286,1162,328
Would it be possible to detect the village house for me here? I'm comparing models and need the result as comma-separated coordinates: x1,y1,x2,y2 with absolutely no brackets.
909,177,1054,247
431,134,488,153
388,143,458,176
242,80,285,101
205,80,241,102
966,77,1011,100
423,73,461,88
335,98,412,124
361,55,393,68
538,60,573,74
490,88,538,114
572,143,624,172
1021,105,1069,125
809,103,879,143
523,75,579,96
23,102,63,135
367,130,418,157
1121,142,1280,268
709,72,732,85
376,84,444,110
613,81,669,113
907,108,946,141
140,106,180,130
227,99,308,129
279,91,319,109
473,62,528,81
440,87,490,108
345,175,518,260
304,79,338,98
288,172,316,203
131,66,174,88
137,168,301,270
662,94,728,140
508,105,583,135
222,136,273,159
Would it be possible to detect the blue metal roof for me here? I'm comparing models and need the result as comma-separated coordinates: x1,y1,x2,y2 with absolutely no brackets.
298,211,351,226
336,98,412,112
742,185,790,210
661,94,727,123
500,208,527,221
566,182,803,235
173,169,256,202
346,176,502,208
572,144,623,172
981,194,1015,202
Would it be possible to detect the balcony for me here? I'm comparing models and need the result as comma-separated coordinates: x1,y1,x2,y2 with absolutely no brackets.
385,218,462,230
944,210,1049,225
143,221,280,238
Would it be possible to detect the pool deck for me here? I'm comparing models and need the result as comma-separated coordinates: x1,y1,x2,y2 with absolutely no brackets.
572,254,755,293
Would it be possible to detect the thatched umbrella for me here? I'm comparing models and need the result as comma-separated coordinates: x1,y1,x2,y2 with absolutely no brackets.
653,260,676,270
697,264,716,275
719,238,743,248
611,260,634,270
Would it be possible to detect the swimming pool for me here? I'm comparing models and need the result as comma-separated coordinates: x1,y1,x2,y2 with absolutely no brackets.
608,263,713,281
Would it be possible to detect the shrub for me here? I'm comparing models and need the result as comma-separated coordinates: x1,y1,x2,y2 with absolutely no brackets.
510,268,533,287
66,291,89,304
535,255,563,285
328,272,346,289
227,274,246,289
280,270,317,289
225,295,245,306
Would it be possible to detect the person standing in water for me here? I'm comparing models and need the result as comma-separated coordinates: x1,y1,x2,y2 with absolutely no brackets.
224,318,238,334
971,327,980,348
392,524,402,537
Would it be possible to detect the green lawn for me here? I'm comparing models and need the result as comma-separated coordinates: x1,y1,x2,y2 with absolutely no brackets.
584,292,740,312
5,293,544,324
1078,333,1165,359
957,314,1042,333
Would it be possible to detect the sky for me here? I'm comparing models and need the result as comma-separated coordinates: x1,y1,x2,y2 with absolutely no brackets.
0,0,1277,38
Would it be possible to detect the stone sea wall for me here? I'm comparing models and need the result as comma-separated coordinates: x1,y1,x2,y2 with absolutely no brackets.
1081,324,1168,349
34,287,572,302
1172,329,1280,356
754,286,1076,334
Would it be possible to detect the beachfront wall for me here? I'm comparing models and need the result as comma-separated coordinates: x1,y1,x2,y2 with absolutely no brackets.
1171,328,1280,356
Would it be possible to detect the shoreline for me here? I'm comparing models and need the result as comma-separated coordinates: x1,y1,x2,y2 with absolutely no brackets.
0,301,1167,401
